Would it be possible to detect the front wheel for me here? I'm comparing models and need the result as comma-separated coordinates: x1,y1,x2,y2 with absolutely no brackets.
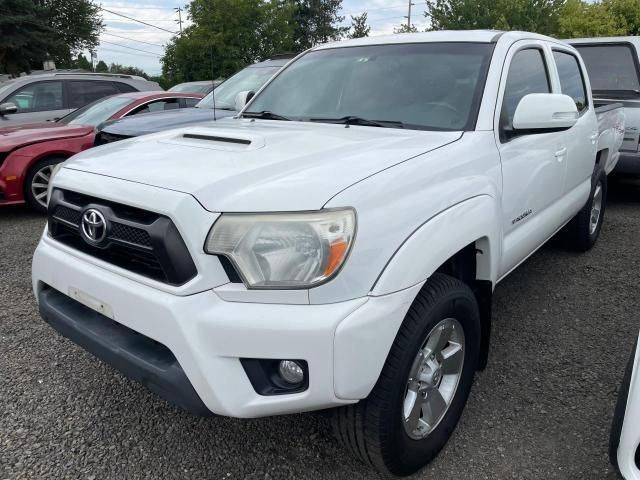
24,157,64,214
566,165,607,252
331,274,480,476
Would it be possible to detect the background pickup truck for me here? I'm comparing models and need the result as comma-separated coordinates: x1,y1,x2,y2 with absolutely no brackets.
33,31,623,477
569,37,638,175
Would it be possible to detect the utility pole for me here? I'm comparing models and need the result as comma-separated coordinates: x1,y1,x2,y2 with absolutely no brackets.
175,7,183,34
405,0,415,29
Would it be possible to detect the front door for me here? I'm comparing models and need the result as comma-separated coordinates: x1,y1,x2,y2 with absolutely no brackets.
496,42,568,277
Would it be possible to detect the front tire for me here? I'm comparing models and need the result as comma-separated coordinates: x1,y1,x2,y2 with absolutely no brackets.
24,157,64,214
566,164,607,252
332,274,480,476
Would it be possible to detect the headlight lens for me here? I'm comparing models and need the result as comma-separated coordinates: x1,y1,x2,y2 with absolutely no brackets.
205,209,356,289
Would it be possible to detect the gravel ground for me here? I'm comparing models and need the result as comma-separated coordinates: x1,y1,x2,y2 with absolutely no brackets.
1,178,639,480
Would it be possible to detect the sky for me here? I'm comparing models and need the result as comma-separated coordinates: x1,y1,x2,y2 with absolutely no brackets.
91,1,430,76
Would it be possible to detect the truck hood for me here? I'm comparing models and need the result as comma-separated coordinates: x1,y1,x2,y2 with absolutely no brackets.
64,119,462,212
99,107,237,137
0,125,94,151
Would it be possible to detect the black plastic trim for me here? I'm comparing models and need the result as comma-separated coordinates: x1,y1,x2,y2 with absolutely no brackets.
240,358,309,396
183,133,251,145
48,189,197,286
38,284,212,416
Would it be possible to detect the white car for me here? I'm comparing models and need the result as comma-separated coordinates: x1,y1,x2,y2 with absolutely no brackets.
611,333,640,479
33,31,623,476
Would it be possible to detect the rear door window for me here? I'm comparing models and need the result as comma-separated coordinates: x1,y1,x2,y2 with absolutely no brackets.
3,81,64,112
114,82,137,93
553,50,588,112
574,44,640,93
68,81,120,108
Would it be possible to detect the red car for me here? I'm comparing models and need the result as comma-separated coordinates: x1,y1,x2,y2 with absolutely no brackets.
0,91,204,212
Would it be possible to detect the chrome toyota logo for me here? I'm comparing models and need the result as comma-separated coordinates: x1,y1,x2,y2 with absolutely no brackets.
81,208,107,244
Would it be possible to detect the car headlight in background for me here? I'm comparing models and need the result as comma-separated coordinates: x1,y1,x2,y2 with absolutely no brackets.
205,208,356,289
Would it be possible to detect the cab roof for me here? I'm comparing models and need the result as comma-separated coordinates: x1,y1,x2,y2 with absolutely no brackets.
313,30,564,50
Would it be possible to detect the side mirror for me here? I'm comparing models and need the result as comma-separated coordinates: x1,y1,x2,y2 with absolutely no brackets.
513,93,578,131
0,102,17,116
234,90,255,112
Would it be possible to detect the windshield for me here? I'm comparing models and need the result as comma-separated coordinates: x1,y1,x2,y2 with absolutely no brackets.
196,65,281,110
575,44,640,94
169,83,206,93
59,95,133,126
246,43,493,131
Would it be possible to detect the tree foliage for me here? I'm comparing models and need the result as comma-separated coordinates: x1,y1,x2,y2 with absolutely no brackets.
292,0,347,49
347,12,370,38
394,23,419,34
160,0,350,86
0,0,102,74
426,0,563,35
95,60,109,73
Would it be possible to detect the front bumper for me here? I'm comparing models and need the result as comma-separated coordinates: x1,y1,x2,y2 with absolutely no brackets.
33,235,420,418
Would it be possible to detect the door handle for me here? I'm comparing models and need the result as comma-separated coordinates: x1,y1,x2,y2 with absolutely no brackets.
555,147,567,160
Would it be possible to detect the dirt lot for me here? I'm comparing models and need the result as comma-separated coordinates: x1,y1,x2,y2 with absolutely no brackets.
1,179,638,480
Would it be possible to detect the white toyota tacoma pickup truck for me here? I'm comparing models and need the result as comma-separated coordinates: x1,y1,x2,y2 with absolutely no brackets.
33,31,624,476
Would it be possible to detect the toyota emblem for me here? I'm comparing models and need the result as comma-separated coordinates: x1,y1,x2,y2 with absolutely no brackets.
81,208,107,244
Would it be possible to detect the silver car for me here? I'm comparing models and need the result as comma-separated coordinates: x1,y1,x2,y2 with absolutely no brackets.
0,72,161,126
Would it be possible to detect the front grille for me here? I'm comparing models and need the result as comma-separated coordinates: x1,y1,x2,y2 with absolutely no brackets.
48,189,197,285
95,131,132,146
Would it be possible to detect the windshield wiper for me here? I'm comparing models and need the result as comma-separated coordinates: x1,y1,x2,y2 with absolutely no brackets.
308,115,404,128
242,110,291,121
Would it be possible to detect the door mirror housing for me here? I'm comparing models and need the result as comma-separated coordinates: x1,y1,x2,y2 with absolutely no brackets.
513,94,578,131
0,102,18,116
234,90,255,112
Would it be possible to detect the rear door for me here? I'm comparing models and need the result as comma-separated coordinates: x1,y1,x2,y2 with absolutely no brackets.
496,41,568,277
550,47,597,193
0,80,66,124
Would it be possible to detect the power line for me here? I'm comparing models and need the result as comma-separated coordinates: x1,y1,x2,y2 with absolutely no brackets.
98,47,164,59
102,31,165,47
99,39,163,56
98,6,178,34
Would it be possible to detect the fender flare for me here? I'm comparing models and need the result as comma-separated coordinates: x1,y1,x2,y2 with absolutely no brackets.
371,195,501,296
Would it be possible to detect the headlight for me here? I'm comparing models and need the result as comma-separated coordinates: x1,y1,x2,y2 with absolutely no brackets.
205,209,356,289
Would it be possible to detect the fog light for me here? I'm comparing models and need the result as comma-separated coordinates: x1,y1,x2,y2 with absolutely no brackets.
278,360,304,384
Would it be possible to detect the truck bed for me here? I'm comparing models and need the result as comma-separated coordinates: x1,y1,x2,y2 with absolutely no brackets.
595,101,625,174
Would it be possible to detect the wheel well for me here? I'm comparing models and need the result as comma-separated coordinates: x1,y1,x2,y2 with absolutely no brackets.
434,241,493,370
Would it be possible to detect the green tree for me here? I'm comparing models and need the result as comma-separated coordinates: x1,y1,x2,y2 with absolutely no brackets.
161,0,296,86
0,0,52,74
75,53,92,71
108,62,149,78
556,0,624,37
602,0,640,35
95,60,109,73
0,0,102,74
291,0,347,49
426,0,563,35
347,12,370,38
394,23,419,33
